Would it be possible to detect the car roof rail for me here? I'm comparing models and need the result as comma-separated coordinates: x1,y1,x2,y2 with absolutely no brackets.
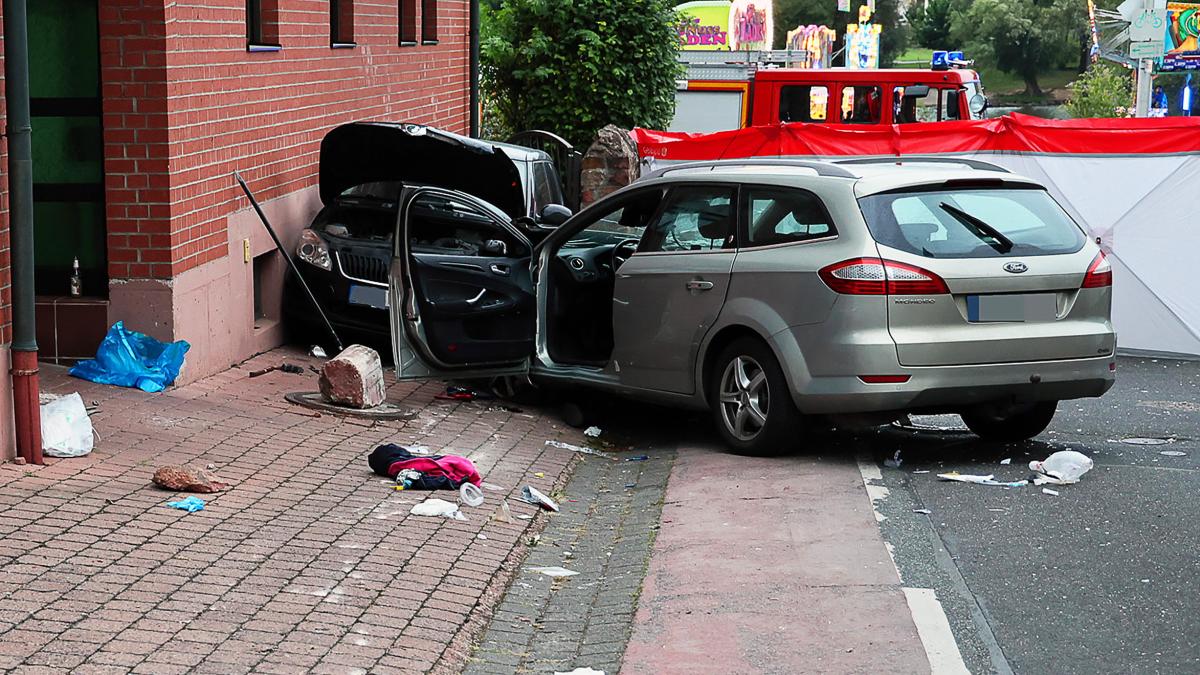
833,156,1012,173
642,158,858,180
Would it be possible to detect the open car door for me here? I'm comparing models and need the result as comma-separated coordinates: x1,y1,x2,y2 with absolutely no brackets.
389,186,535,380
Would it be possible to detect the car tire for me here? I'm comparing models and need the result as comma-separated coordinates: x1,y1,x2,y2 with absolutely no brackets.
709,337,802,456
961,401,1058,442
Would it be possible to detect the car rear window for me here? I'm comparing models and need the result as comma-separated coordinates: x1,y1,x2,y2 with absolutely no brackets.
857,187,1086,258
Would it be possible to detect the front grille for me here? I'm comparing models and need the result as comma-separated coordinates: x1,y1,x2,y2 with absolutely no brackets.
337,251,388,284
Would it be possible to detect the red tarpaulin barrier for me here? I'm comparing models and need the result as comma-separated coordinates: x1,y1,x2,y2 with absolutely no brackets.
631,113,1200,160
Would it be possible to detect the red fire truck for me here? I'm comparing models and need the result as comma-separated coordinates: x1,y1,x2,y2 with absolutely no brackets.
671,51,989,133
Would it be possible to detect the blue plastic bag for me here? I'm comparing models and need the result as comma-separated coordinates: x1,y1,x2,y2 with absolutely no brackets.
166,496,206,513
70,321,190,393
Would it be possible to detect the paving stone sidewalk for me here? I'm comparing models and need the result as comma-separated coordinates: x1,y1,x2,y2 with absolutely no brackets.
0,348,589,674
465,446,674,675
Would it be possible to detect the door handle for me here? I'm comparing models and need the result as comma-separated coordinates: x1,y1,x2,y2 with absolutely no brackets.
490,263,510,276
686,280,715,291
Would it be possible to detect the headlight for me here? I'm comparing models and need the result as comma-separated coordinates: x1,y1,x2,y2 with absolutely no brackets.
297,228,332,271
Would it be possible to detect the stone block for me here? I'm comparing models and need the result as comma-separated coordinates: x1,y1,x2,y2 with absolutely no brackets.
319,344,386,409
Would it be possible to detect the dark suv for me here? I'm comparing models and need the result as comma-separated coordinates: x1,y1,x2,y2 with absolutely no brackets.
283,122,569,347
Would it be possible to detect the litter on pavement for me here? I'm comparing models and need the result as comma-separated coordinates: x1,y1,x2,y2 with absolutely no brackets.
937,472,1029,488
70,321,190,393
913,508,932,514
166,496,207,513
493,500,517,524
528,566,578,578
249,363,304,377
1000,458,1012,465
545,440,610,457
1042,488,1060,496
521,486,560,512
40,392,94,458
1029,450,1094,484
310,345,328,359
368,444,482,491
459,482,485,507
554,668,604,675
1160,450,1187,457
435,384,494,401
584,426,602,437
152,465,227,493
626,455,650,462
884,450,902,468
410,498,466,520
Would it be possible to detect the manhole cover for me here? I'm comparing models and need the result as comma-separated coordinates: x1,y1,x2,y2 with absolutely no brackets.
1121,437,1174,446
284,392,417,420
1159,450,1188,457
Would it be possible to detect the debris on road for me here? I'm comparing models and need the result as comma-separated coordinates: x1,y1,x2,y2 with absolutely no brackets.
584,426,602,438
166,496,207,513
69,321,190,393
1120,437,1174,446
1159,450,1187,457
545,440,610,457
528,566,578,578
460,483,485,507
521,486,560,512
1042,488,1060,496
1000,458,1012,465
626,455,650,462
410,498,466,520
368,444,482,490
249,363,303,377
152,465,228,493
913,508,932,514
435,384,493,401
41,393,95,458
320,345,387,409
494,500,517,524
1029,450,1094,484
937,472,1028,488
554,668,604,675
912,470,930,474
884,450,903,468
309,345,328,359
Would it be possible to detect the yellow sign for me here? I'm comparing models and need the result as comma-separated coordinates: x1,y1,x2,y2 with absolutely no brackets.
677,1,732,51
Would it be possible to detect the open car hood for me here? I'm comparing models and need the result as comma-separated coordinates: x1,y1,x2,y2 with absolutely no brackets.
319,122,525,218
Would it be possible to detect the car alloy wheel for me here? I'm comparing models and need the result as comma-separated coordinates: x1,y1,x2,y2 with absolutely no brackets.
718,355,770,441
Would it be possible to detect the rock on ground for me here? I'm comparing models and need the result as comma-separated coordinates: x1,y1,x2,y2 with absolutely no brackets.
319,344,386,409
151,465,227,493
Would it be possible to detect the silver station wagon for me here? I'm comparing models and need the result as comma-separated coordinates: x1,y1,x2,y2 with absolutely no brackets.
368,147,1115,455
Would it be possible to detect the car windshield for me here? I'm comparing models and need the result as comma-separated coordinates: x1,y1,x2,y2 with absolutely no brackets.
857,187,1086,258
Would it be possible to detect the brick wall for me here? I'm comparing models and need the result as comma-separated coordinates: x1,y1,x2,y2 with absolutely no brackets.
144,0,471,279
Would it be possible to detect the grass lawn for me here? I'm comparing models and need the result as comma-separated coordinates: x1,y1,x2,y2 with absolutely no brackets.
891,47,1080,104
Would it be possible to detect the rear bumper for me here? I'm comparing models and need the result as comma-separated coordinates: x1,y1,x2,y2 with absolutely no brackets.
787,353,1115,415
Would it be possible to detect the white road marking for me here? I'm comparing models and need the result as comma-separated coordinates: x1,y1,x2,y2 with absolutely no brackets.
857,455,970,674
903,587,972,675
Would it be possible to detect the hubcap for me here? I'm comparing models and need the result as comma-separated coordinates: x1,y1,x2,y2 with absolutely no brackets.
718,355,769,441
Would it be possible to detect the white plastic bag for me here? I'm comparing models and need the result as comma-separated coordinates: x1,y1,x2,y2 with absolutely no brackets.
410,498,466,520
1029,450,1094,484
41,392,94,458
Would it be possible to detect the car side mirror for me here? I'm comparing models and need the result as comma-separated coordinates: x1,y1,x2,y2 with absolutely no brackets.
903,84,930,98
538,204,572,227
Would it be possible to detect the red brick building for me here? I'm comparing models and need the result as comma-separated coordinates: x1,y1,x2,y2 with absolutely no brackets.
0,0,474,459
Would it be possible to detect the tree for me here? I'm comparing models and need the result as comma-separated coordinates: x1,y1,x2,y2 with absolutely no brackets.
1065,62,1133,118
481,0,682,147
909,0,963,50
773,0,909,66
951,0,1083,96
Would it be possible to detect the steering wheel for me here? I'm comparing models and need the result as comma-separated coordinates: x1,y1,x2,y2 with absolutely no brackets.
611,239,640,270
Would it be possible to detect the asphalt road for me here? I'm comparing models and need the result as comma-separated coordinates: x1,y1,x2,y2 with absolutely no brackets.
853,357,1200,675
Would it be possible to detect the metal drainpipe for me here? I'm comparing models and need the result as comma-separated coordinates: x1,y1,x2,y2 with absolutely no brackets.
4,0,43,464
469,0,480,138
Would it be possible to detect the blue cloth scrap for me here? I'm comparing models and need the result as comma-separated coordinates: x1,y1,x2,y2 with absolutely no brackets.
166,496,206,513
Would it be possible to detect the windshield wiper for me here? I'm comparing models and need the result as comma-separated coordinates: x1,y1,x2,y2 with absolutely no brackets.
938,202,1014,254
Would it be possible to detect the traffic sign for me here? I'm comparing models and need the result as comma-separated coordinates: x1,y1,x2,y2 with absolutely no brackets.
1130,40,1163,59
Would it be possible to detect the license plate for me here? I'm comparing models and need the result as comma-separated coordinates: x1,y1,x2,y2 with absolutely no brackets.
348,285,388,309
966,293,1056,322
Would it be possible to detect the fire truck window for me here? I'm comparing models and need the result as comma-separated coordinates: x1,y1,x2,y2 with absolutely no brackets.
779,85,829,123
840,86,883,124
893,86,942,123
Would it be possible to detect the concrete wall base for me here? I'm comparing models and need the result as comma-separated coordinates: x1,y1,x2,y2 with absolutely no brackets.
0,347,14,461
107,186,324,385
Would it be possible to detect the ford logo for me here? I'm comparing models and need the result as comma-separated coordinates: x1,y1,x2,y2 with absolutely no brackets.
1003,262,1028,274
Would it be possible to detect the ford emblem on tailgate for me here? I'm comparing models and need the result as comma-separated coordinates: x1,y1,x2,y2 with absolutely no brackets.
1003,262,1028,274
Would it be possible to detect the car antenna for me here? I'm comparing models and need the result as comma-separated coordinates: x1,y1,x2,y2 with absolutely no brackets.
234,171,345,353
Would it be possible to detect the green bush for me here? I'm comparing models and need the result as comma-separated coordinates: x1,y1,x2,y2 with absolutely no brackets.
481,0,682,147
1065,63,1133,118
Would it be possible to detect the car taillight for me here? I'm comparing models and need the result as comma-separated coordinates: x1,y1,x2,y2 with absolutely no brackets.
1082,251,1112,288
819,258,949,295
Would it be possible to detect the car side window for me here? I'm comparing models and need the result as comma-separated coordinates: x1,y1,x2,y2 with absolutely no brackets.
744,187,835,247
779,85,830,123
638,186,736,253
565,188,665,245
840,85,883,124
